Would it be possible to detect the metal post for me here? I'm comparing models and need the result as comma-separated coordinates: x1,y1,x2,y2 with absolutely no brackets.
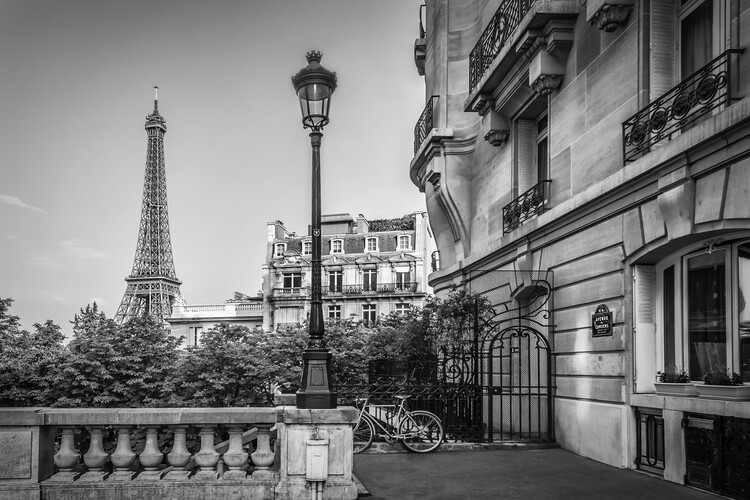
297,130,337,409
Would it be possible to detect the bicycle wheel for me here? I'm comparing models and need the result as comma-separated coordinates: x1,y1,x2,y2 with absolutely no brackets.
398,410,444,453
353,416,374,454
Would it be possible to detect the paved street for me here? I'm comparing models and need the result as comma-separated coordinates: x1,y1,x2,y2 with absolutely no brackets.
353,448,718,499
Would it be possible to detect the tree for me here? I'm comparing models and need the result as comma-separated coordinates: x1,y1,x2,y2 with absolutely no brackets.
168,324,269,407
0,298,65,406
50,305,180,407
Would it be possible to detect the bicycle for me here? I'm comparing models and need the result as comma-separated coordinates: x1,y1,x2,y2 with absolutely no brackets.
352,395,444,454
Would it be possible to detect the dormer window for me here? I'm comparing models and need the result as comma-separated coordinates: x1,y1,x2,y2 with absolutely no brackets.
365,236,378,253
274,243,286,257
397,235,412,251
330,239,344,254
302,241,312,255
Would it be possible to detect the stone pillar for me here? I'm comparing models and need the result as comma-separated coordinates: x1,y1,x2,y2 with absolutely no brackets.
250,425,275,480
222,425,248,480
165,425,192,481
137,426,164,480
275,407,358,499
80,427,110,481
193,426,219,480
109,426,136,481
51,427,80,482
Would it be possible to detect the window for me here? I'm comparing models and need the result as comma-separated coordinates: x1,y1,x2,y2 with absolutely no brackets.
328,270,342,293
397,235,412,251
302,241,312,255
516,109,549,194
276,307,300,324
395,303,411,315
363,269,377,292
283,273,302,289
188,326,203,347
362,304,377,325
650,0,725,99
274,243,286,257
328,305,341,319
330,239,344,254
650,239,750,382
395,271,410,290
365,237,378,253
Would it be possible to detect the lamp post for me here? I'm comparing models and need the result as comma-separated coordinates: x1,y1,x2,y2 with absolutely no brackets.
292,50,338,409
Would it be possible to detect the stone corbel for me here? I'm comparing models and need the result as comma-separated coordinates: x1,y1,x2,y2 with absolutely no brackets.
482,110,510,148
586,0,634,33
474,93,495,116
526,21,574,97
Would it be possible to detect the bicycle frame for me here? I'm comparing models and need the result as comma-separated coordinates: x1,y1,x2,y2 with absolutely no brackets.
355,397,424,440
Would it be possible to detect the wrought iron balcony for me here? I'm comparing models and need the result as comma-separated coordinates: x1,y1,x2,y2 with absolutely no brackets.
469,0,534,94
502,180,550,233
623,50,743,163
326,282,419,295
414,95,438,154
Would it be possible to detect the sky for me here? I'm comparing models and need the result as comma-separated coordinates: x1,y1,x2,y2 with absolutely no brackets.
0,0,427,337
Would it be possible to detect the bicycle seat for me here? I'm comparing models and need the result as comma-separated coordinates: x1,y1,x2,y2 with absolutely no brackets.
394,395,412,400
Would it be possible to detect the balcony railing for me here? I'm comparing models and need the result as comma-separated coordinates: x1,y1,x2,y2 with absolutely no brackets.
502,180,550,233
469,0,533,94
326,282,419,295
623,50,743,163
414,95,438,154
171,302,263,318
0,406,357,499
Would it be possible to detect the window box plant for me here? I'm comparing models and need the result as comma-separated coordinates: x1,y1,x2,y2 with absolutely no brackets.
654,366,697,396
696,365,750,401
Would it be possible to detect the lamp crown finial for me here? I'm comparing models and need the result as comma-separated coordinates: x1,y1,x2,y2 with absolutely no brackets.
305,50,322,63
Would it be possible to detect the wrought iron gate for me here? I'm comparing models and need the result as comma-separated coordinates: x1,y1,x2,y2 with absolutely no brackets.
468,269,555,442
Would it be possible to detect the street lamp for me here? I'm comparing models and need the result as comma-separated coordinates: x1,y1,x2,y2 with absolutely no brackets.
292,50,338,409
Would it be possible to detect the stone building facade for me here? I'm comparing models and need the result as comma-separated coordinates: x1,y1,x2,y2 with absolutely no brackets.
262,212,435,331
413,0,750,496
167,292,264,347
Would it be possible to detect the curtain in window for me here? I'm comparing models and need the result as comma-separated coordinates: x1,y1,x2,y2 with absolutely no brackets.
687,251,726,380
681,1,712,79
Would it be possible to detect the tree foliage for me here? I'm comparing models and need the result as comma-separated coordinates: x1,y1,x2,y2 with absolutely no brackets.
167,324,269,407
0,298,64,406
0,289,490,408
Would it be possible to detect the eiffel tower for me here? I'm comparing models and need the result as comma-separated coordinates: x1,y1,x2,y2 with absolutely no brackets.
115,87,183,325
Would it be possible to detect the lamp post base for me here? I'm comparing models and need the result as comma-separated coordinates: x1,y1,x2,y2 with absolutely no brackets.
296,350,337,409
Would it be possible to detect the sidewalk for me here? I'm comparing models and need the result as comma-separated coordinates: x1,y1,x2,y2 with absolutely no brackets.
353,447,718,499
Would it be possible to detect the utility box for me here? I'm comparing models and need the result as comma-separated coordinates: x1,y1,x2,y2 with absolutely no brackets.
305,438,329,481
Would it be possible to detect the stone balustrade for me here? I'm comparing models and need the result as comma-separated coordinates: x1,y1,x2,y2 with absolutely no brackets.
0,406,358,500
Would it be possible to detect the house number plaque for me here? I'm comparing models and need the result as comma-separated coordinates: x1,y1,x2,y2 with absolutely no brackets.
592,304,613,337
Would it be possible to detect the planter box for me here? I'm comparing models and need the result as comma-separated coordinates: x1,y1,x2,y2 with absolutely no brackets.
654,382,698,396
696,383,750,401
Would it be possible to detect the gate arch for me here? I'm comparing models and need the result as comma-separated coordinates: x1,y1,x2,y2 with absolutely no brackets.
486,324,552,441
467,269,555,443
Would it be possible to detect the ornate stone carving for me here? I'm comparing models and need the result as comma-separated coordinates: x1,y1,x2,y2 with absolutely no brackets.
589,4,633,32
530,75,563,96
484,129,510,147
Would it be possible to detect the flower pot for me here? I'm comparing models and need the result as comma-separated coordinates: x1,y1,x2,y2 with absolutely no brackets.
696,383,750,401
654,382,698,396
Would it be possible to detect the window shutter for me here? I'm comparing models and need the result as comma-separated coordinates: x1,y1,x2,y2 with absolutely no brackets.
517,119,535,194
650,1,676,100
633,265,657,393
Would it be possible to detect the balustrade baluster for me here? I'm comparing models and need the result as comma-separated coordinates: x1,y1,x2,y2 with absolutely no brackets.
222,425,248,480
250,425,275,480
109,426,136,481
80,426,110,481
51,426,81,481
193,426,220,480
137,426,165,480
165,425,192,480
